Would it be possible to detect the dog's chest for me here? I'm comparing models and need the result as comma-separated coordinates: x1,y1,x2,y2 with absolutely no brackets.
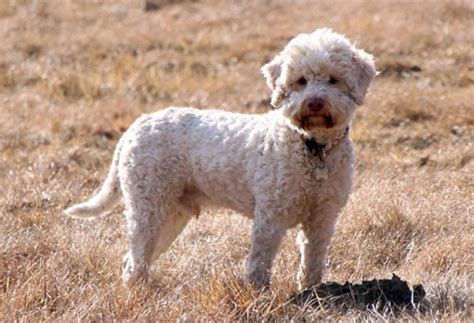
286,142,354,207
301,140,351,178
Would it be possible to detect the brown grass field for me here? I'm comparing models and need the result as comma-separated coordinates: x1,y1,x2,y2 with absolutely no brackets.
1,0,473,321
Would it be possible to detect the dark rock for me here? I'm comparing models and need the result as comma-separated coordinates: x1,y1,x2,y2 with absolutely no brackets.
451,126,463,136
410,65,422,72
143,0,160,11
143,0,195,12
419,156,431,167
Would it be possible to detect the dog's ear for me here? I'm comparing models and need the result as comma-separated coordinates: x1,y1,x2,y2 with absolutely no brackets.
261,55,283,91
350,48,376,105
262,55,287,108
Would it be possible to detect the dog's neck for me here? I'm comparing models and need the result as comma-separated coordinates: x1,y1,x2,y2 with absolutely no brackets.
270,110,350,161
300,126,350,162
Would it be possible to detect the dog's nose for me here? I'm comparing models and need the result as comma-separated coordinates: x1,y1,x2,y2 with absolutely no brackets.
305,97,325,112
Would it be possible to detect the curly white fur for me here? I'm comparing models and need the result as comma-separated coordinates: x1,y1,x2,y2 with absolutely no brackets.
65,28,376,289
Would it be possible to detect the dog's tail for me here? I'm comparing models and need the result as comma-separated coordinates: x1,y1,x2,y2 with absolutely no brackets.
64,136,124,219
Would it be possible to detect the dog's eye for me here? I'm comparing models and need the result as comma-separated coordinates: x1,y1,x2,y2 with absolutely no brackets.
297,77,307,86
329,76,338,84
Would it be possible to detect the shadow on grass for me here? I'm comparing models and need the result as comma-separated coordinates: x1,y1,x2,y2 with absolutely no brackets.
292,274,426,313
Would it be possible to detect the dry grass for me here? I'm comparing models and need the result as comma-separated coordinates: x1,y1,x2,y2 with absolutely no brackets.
1,0,473,321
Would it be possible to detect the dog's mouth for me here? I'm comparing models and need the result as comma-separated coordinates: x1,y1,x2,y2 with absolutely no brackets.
297,111,336,130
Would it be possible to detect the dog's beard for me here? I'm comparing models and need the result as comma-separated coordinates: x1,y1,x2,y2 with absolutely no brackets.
298,113,335,130
289,103,339,132
280,92,355,134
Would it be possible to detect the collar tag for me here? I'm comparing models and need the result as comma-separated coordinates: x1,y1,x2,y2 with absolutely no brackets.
304,138,327,162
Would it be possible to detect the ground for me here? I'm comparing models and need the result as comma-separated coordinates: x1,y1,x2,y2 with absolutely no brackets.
0,0,472,320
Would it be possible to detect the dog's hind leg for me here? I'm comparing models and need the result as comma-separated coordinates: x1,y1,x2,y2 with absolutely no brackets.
118,150,185,285
119,158,195,285
121,202,192,285
120,201,162,285
150,209,191,261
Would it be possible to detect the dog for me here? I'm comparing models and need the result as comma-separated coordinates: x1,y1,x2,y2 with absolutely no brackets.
65,28,376,289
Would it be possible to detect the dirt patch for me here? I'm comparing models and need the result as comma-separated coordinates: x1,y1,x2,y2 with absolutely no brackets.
379,63,422,78
292,274,425,312
396,135,437,150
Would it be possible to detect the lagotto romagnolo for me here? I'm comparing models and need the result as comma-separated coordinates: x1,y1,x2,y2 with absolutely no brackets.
65,28,376,289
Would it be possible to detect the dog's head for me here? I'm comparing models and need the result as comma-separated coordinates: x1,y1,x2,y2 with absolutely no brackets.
262,28,376,133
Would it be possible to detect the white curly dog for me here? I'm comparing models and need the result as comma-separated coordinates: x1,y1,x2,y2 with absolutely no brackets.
65,28,376,289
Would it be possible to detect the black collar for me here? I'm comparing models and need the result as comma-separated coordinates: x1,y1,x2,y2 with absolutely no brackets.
304,138,327,162
303,127,349,162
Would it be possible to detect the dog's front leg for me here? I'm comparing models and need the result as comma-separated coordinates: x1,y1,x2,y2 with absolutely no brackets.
296,210,339,290
246,211,286,289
